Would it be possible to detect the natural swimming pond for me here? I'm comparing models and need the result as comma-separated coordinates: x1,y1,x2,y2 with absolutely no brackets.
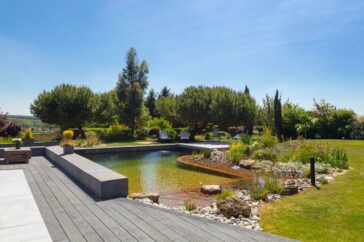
84,149,235,194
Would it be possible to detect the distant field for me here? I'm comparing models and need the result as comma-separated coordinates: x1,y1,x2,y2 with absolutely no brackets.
8,115,55,128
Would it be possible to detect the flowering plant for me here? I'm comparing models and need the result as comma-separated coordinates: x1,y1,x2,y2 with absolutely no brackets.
62,130,74,146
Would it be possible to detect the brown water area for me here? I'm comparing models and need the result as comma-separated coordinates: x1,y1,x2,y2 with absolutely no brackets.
85,149,253,207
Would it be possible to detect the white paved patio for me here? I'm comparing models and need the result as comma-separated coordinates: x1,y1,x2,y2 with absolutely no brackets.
0,169,52,242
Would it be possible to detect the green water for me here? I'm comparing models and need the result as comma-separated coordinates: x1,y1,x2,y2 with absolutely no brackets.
85,150,234,194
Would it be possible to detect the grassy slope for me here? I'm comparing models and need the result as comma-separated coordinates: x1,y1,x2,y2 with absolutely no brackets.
260,140,364,242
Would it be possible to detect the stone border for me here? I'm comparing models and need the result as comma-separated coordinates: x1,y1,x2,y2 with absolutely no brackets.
45,146,128,199
177,155,245,178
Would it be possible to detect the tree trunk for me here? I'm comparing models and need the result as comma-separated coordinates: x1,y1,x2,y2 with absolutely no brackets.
78,127,86,139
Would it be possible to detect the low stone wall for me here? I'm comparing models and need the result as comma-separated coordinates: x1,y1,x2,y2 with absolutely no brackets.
45,146,128,199
76,144,177,155
0,141,58,148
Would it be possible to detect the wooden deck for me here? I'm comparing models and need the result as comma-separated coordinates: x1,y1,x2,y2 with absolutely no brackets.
0,156,295,242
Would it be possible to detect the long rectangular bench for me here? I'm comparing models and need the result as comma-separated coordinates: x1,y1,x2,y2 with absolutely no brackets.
45,146,128,199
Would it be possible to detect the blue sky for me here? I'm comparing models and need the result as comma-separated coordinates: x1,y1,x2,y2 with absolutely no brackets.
1,0,364,115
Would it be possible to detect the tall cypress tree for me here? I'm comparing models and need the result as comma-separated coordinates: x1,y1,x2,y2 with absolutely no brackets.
274,90,283,141
116,48,149,136
244,85,250,96
145,89,157,117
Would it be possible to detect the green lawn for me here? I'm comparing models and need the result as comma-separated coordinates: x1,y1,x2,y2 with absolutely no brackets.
260,140,364,242
101,139,173,147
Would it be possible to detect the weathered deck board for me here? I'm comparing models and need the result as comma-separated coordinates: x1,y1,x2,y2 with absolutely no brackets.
0,156,296,242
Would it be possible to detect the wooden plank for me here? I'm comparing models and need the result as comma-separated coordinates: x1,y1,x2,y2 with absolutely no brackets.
97,201,152,242
32,159,105,242
28,162,86,242
22,167,69,242
38,157,138,242
119,200,209,242
105,200,172,242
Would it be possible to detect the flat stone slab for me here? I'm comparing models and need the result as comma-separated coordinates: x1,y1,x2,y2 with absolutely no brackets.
0,170,52,242
177,142,230,151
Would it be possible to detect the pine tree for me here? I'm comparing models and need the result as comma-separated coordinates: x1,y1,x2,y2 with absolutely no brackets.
159,86,172,98
116,48,149,136
145,89,157,117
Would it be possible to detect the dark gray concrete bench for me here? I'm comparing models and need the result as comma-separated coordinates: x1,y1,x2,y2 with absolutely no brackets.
45,146,128,199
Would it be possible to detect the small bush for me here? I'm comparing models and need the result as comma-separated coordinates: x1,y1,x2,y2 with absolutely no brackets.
262,128,278,148
230,142,245,163
204,132,212,140
136,128,149,139
147,117,172,130
101,124,130,141
23,128,33,139
216,190,234,200
166,128,178,139
183,200,196,211
251,185,269,201
240,135,253,145
264,177,283,194
320,178,329,185
329,148,349,169
84,131,99,147
253,149,277,162
148,126,160,138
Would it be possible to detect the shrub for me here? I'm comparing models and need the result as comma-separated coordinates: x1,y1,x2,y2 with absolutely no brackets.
183,200,196,211
264,177,283,194
23,128,33,140
220,131,230,139
101,124,129,141
147,117,172,130
166,128,178,139
240,135,252,145
204,132,212,140
229,142,245,163
320,178,329,185
148,126,161,138
262,128,277,148
0,113,21,137
251,184,268,201
279,141,349,169
136,128,149,139
84,131,100,147
216,190,234,200
329,148,349,169
253,149,277,162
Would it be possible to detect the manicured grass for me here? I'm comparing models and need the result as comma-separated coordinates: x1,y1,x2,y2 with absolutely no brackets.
101,139,171,147
0,137,13,144
260,140,364,242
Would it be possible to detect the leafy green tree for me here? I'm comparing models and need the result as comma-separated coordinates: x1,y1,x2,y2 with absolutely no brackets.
155,96,177,125
260,95,275,131
30,84,96,136
159,86,172,98
176,86,212,139
282,102,311,138
94,91,118,126
116,48,149,136
274,90,283,140
145,89,157,117
209,87,237,129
